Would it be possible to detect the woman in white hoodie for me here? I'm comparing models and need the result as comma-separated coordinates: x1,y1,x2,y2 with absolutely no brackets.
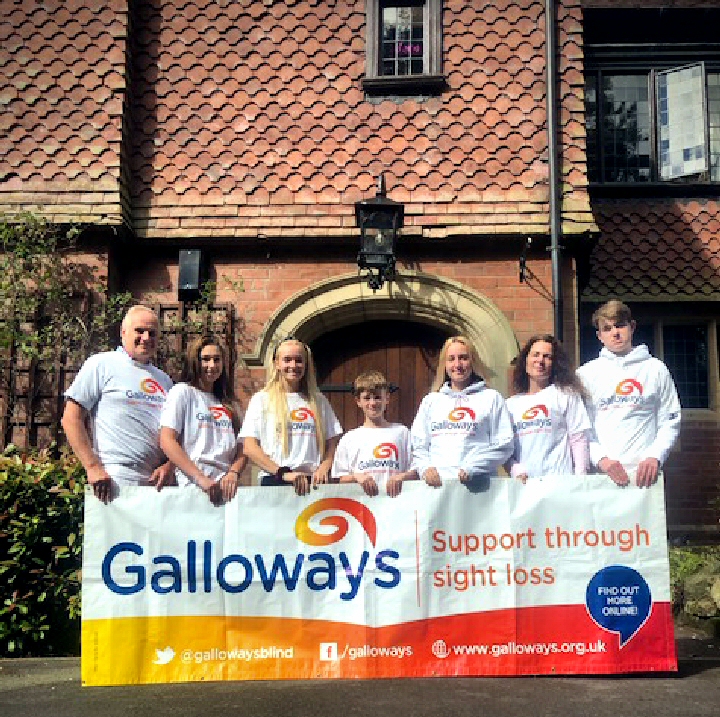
505,335,590,482
411,335,514,487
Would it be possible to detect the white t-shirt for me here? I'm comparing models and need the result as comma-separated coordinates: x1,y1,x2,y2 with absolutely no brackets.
239,391,342,479
505,384,590,477
577,344,682,467
332,423,412,491
64,347,173,485
160,383,240,487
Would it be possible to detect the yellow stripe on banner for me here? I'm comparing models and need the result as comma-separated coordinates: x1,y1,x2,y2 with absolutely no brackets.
82,615,370,685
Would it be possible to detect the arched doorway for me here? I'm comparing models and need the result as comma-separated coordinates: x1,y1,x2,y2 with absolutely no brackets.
311,320,448,431
244,271,519,398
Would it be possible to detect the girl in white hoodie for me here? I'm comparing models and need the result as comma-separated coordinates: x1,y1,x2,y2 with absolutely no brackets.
411,335,514,487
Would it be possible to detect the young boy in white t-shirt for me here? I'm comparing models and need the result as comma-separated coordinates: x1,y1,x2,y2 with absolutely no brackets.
332,371,418,497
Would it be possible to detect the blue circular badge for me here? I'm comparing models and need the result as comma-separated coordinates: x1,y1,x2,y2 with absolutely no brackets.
585,565,652,647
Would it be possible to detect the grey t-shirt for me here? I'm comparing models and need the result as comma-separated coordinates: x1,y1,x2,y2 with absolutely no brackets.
65,347,173,485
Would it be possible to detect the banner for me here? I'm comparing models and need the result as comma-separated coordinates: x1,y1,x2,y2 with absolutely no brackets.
81,476,676,685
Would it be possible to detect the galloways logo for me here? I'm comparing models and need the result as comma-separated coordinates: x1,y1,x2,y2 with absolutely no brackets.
616,379,643,396
358,443,400,472
125,377,166,404
599,379,645,409
449,407,476,421
515,404,551,431
431,406,479,432
101,499,400,601
290,407,315,432
141,378,166,395
196,406,234,429
295,498,377,547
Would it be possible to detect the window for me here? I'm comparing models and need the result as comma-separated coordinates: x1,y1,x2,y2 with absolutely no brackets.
663,325,709,409
381,4,425,77
363,0,444,93
585,68,719,184
584,9,720,185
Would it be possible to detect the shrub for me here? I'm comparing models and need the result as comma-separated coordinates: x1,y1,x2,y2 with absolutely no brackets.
0,446,84,656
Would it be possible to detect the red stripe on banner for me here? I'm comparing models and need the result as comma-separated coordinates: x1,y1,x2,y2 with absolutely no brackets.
82,602,676,684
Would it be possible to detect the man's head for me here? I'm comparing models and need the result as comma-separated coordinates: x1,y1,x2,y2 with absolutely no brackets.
120,306,159,364
592,300,635,356
353,371,390,422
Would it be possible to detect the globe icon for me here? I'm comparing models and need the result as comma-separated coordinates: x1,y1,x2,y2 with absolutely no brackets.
431,639,449,659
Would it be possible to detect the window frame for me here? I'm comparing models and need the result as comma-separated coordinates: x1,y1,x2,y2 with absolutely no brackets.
584,9,720,192
363,0,445,94
585,65,720,188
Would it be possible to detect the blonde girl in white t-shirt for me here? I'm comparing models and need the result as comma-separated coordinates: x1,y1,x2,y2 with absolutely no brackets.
241,338,342,495
505,334,590,482
160,335,246,503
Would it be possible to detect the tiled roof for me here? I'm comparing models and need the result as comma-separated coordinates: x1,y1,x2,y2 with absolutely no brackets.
582,199,720,301
0,0,129,224
1,0,596,238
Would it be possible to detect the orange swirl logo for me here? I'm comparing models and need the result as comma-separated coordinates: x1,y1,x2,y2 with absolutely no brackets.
140,378,166,395
295,499,377,548
373,443,398,459
522,404,549,420
448,407,476,421
616,379,643,396
290,407,315,421
210,406,232,420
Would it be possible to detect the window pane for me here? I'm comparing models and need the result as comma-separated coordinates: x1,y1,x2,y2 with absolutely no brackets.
656,64,708,179
601,75,652,182
380,1,426,77
709,72,720,181
663,325,708,409
633,323,656,355
585,75,599,183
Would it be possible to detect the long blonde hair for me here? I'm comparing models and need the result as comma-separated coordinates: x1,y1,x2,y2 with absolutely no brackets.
431,335,487,392
265,339,326,459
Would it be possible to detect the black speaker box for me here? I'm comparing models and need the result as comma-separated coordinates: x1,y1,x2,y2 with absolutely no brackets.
178,249,204,302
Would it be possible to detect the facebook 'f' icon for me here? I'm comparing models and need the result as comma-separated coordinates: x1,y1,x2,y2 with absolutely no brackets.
319,642,338,661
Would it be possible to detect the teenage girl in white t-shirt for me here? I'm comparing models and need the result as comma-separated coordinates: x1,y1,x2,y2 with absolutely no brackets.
240,338,342,495
160,336,246,502
505,335,590,482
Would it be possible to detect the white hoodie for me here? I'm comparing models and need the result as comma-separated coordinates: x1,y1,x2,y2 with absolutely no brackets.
411,380,514,481
577,344,681,468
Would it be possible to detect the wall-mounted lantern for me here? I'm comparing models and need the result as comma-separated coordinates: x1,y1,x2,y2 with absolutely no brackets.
354,175,404,291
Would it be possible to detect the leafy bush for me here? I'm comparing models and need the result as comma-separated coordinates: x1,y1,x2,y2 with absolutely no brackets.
0,446,84,656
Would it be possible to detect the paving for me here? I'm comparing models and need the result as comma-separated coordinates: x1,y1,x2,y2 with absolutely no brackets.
2,626,719,717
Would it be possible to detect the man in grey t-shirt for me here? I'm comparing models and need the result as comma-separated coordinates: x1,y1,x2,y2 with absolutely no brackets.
62,305,174,501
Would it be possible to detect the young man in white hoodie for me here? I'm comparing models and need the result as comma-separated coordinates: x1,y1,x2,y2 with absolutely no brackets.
577,300,681,488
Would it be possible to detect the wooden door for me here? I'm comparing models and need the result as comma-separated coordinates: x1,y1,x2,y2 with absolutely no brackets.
311,320,448,431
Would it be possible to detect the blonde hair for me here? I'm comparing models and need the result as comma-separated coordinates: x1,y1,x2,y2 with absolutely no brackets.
353,370,389,396
431,335,486,392
265,339,326,459
592,300,633,329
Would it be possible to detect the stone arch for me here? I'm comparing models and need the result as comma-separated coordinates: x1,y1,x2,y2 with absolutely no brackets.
244,271,519,395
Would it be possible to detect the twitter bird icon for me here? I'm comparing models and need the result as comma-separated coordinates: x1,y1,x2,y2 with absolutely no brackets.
153,647,175,665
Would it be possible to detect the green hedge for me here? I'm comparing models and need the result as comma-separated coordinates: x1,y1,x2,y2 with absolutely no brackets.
0,446,84,656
